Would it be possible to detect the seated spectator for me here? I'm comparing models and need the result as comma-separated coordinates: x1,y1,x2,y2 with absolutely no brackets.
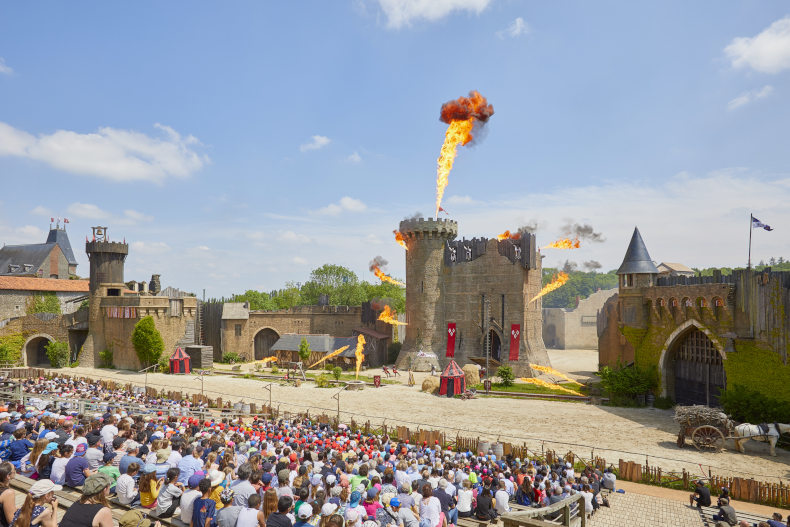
192,478,217,527
50,444,73,485
11,479,60,527
267,496,294,527
182,475,207,526
689,480,712,508
64,449,93,488
139,464,163,509
116,462,140,507
59,473,114,527
712,497,738,526
237,493,266,527
766,512,784,527
119,510,161,527
97,452,119,488
155,467,185,518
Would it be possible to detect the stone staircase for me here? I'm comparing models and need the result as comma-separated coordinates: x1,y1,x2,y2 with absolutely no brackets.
176,320,195,349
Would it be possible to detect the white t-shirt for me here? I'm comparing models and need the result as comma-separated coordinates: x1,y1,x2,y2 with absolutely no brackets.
419,497,441,527
494,490,510,514
579,491,594,513
456,489,473,513
65,436,87,449
116,474,137,505
167,450,182,468
180,489,202,524
100,424,118,445
50,456,70,485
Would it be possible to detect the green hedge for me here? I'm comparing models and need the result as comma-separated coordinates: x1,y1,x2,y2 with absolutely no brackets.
720,384,790,423
0,334,25,364
725,340,790,402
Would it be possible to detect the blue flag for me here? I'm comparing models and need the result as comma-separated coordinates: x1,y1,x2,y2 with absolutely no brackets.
752,217,773,231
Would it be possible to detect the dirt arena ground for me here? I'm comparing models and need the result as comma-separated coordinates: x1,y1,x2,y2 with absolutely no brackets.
59,349,789,483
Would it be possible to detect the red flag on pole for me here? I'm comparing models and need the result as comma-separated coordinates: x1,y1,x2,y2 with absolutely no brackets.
446,323,456,357
509,324,520,361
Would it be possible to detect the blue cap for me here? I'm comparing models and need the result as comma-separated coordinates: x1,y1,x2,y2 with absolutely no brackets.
143,464,157,474
349,490,361,507
261,473,273,484
389,498,400,507
188,474,204,488
43,442,58,455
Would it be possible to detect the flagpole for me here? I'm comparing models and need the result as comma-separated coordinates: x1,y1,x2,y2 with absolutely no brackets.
748,213,753,269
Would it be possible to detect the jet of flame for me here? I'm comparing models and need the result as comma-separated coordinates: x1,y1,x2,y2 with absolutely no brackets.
370,256,404,286
258,357,278,365
378,305,407,326
529,363,581,385
394,230,408,250
541,238,580,250
520,377,582,395
355,334,366,379
435,91,494,217
529,272,569,303
496,230,521,241
307,345,349,369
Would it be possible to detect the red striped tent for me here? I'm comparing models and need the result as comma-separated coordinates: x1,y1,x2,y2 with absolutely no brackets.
169,347,191,374
439,360,466,397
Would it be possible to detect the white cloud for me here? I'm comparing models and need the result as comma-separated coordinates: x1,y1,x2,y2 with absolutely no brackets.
445,195,478,205
727,85,774,110
317,196,368,215
0,58,12,75
279,230,311,243
65,202,152,225
130,241,170,254
30,205,52,217
376,0,492,29
67,202,110,220
292,256,308,265
497,17,529,39
453,169,790,272
299,135,331,152
725,16,790,73
347,151,362,163
16,225,44,238
0,122,208,183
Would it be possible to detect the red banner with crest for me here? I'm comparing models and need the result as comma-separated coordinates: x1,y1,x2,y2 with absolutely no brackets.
509,324,520,361
446,323,456,357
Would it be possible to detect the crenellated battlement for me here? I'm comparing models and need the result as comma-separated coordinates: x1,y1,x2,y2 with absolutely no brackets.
85,240,129,255
399,217,458,240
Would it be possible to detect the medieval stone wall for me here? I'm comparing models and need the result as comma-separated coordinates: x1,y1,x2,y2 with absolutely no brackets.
543,289,618,350
0,290,84,323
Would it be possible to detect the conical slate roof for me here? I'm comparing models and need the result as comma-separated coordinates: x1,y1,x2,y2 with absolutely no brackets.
617,227,658,275
46,228,78,265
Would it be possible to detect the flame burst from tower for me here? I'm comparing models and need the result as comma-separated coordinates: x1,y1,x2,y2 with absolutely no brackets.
378,305,407,326
529,363,581,385
394,230,408,250
541,238,580,250
529,272,569,303
435,91,494,217
307,346,349,369
355,334,366,379
496,230,521,241
258,357,277,365
520,377,582,395
370,256,404,286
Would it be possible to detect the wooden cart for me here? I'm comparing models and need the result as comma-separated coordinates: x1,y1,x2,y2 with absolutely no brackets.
675,405,733,452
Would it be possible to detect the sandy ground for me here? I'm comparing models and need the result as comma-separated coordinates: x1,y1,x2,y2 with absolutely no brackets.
57,349,790,484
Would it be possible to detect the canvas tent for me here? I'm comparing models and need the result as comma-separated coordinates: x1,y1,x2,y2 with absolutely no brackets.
439,360,466,397
169,347,191,374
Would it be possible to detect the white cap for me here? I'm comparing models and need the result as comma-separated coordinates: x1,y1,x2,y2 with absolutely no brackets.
297,503,313,519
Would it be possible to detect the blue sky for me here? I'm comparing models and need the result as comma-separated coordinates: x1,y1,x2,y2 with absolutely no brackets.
1,1,790,297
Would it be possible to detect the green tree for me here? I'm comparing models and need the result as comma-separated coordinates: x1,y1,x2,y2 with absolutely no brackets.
301,264,366,306
132,316,165,367
45,340,70,368
298,337,311,362
273,282,303,309
496,365,515,387
230,290,277,310
540,268,618,308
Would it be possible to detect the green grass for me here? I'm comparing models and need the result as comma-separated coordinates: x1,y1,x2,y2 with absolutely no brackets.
471,382,586,396
234,371,396,385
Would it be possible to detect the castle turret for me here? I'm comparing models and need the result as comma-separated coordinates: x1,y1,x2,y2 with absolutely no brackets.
397,217,458,370
85,226,128,295
617,227,658,288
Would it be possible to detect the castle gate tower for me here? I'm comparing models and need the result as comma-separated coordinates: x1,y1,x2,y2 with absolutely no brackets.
398,217,458,370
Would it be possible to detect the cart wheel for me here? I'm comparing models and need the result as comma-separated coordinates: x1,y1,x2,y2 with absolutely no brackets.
692,425,725,452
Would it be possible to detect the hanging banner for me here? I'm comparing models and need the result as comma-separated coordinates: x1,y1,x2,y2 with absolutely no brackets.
509,324,520,361
446,323,456,357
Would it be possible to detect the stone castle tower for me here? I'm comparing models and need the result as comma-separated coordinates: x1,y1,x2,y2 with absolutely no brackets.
395,217,550,376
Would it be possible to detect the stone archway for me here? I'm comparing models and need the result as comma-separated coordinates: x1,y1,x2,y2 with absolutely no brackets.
254,328,280,360
23,334,55,367
657,320,726,405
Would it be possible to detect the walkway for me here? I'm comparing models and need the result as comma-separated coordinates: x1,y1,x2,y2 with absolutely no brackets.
588,491,706,527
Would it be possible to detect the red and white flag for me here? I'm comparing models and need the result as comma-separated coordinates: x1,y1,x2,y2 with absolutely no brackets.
446,323,456,357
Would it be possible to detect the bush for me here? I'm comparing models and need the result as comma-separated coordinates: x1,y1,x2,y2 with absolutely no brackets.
720,384,790,423
598,362,658,400
0,334,25,365
99,348,114,369
220,352,244,364
45,341,69,368
271,365,279,374
496,366,515,387
654,396,675,410
331,366,342,381
315,373,332,388
132,316,165,367
27,293,61,315
157,356,170,374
